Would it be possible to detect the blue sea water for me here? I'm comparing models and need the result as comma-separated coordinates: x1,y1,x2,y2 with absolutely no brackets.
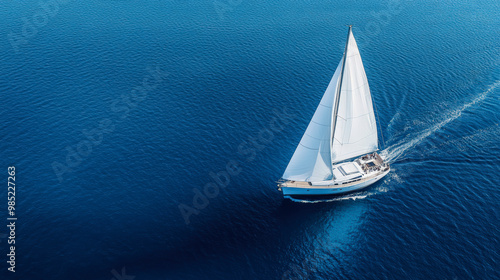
0,0,499,279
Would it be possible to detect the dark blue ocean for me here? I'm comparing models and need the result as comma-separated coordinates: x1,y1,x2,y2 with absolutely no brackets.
1,0,499,279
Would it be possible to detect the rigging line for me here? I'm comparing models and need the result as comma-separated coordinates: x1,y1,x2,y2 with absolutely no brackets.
373,93,386,150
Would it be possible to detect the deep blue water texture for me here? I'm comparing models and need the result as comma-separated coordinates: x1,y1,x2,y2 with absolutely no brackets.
0,0,499,279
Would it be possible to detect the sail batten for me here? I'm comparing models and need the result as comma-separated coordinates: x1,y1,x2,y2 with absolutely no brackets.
282,27,379,181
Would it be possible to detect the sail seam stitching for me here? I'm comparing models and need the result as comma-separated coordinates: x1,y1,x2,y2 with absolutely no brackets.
333,132,376,145
310,120,330,127
341,82,369,92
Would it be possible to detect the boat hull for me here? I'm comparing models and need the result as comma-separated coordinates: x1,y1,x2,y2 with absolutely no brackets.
280,168,390,196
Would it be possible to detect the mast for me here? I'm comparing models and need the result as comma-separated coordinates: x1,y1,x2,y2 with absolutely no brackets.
330,25,352,165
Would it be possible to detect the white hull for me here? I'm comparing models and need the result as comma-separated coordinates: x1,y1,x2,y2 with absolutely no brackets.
280,168,389,196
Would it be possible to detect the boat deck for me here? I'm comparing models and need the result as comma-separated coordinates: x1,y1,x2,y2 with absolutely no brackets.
281,171,380,189
356,152,386,173
279,153,389,190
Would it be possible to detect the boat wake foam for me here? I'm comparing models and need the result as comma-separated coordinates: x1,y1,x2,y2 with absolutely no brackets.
381,80,500,164
286,194,370,203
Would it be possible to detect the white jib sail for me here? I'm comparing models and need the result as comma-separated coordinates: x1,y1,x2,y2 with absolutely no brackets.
282,63,342,181
331,30,378,163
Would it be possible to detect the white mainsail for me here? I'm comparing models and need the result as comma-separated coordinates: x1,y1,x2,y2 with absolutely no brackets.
282,27,378,182
331,29,378,163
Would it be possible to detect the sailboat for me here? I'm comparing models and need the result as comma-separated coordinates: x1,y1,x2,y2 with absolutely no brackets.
278,25,390,197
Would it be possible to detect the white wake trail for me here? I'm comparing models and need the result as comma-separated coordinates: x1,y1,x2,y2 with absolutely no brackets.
286,193,372,203
286,81,499,203
381,80,500,163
